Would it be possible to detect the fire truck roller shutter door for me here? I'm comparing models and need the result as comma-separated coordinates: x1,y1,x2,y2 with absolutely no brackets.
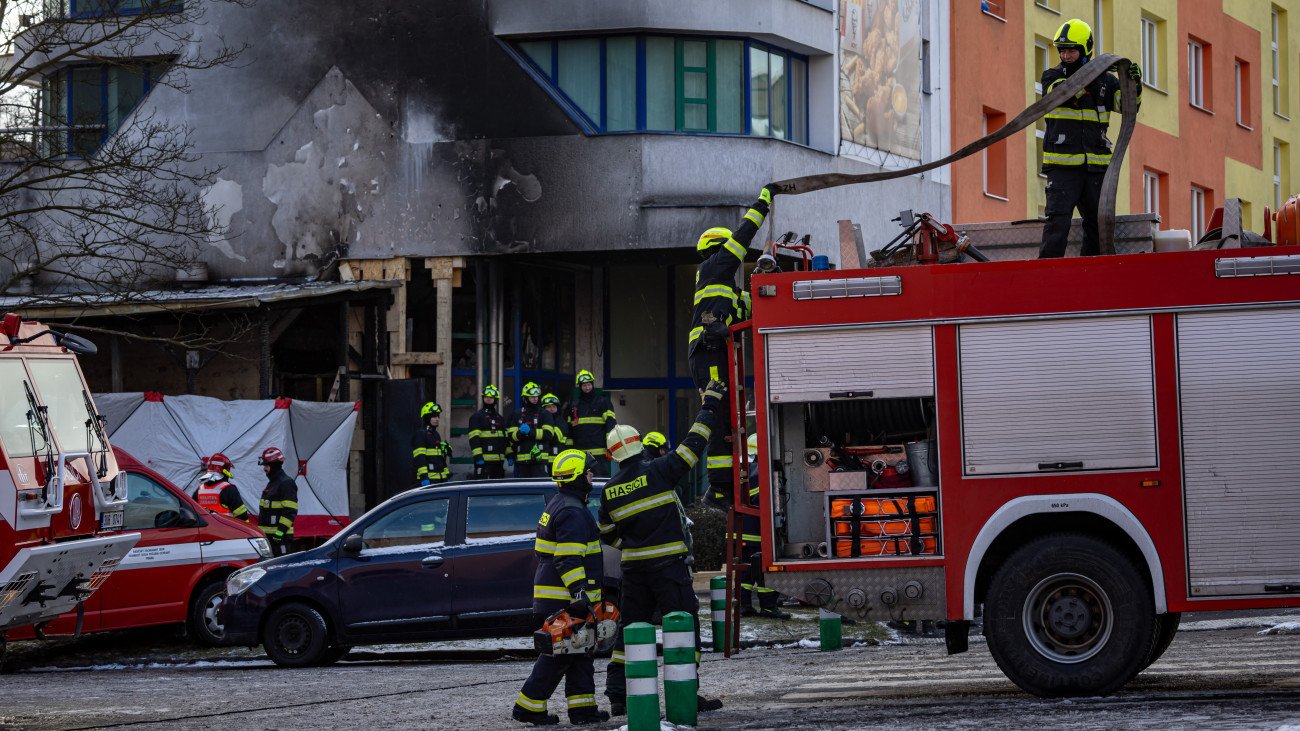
765,326,934,403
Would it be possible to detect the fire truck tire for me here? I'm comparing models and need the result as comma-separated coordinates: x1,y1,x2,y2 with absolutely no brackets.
188,581,227,647
984,533,1157,698
1139,612,1181,672
262,602,329,668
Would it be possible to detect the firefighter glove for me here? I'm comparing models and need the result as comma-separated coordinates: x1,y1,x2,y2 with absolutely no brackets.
1126,61,1142,81
519,422,531,436
507,457,515,467
702,380,727,409
530,444,542,457
760,184,777,205
703,318,730,340
420,479,431,487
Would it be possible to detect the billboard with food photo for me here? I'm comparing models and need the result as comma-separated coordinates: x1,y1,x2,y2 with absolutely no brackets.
840,0,921,160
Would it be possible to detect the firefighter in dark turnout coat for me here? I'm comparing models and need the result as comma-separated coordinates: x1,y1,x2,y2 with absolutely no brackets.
508,381,549,478
691,185,775,510
257,447,298,557
469,384,509,479
569,370,617,476
413,402,451,485
511,450,610,726
1038,18,1141,258
599,380,728,716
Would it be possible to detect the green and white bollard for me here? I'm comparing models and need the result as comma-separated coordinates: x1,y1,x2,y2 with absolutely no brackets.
624,622,660,731
819,608,842,651
710,574,728,652
662,611,698,726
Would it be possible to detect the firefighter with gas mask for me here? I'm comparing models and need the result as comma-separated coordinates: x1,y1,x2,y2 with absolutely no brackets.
470,384,509,479
413,401,451,485
508,381,549,478
257,447,298,557
1038,18,1141,258
512,449,610,726
599,380,729,716
691,185,776,511
569,370,617,476
193,452,252,522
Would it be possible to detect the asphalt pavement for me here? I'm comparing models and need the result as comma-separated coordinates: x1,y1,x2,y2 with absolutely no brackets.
4,609,1300,730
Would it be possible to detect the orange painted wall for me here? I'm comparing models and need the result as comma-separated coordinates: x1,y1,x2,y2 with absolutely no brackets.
950,2,1027,225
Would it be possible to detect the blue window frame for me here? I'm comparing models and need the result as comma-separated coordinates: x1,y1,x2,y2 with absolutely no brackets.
509,34,810,144
63,0,183,17
41,62,166,156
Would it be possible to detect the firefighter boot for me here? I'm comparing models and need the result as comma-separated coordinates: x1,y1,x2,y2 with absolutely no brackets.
756,587,791,619
697,694,724,712
609,699,626,716
569,709,611,725
511,708,559,726
739,585,757,616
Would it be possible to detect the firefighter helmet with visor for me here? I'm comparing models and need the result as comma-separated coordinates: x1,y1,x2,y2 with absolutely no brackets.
575,370,595,385
420,402,441,418
483,384,500,399
1052,19,1094,58
642,431,667,450
522,381,542,398
258,447,285,465
697,227,733,257
551,449,593,484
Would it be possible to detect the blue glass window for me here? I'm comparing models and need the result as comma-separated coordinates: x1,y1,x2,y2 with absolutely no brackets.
512,34,809,144
42,62,167,156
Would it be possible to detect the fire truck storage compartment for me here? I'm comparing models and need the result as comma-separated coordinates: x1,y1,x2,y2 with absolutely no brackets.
958,315,1158,475
764,325,940,560
1178,308,1300,597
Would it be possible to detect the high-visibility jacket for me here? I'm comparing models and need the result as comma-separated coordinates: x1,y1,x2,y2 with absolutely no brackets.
468,406,509,465
533,488,603,613
507,405,548,464
597,403,716,571
258,466,298,543
569,392,616,458
1040,61,1138,172
195,479,251,520
412,425,450,482
689,193,769,358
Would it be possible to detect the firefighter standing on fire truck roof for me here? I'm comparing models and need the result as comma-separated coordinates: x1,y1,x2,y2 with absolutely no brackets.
569,370,617,477
512,449,609,726
413,402,451,486
1038,18,1141,259
470,384,509,479
192,452,252,522
258,447,298,556
599,380,728,716
508,382,550,478
692,184,776,511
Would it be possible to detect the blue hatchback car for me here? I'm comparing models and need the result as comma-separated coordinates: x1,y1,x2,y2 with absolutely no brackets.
219,478,617,667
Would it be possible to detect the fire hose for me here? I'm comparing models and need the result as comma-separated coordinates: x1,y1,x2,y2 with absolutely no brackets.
768,54,1140,256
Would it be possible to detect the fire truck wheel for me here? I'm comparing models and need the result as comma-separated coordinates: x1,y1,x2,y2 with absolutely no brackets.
984,533,1157,698
262,602,329,668
1138,612,1181,672
188,581,227,647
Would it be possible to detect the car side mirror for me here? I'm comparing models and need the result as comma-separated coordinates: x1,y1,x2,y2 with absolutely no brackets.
343,534,364,553
176,505,202,528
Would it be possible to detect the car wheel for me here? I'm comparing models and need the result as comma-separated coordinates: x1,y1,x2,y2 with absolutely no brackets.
262,602,329,668
188,581,227,647
1139,612,1181,672
984,533,1157,698
318,644,352,665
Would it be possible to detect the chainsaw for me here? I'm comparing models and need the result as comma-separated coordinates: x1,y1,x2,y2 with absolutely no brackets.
533,600,621,655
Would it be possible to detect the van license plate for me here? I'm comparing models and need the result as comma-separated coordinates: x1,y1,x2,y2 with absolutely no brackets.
100,510,124,531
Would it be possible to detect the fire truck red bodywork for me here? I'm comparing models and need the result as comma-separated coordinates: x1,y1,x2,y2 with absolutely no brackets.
744,244,1300,694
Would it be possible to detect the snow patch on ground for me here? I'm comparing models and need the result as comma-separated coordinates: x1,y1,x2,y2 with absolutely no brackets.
1258,621,1300,635
27,659,273,673
1180,616,1300,632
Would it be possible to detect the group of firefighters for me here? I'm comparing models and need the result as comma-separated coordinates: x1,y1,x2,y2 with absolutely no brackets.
191,447,300,557
188,19,1132,726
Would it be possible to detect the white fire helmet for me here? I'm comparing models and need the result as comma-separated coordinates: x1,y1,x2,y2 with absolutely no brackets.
747,433,759,457
606,424,644,462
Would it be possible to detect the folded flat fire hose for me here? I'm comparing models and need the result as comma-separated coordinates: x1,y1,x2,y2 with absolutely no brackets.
768,54,1140,256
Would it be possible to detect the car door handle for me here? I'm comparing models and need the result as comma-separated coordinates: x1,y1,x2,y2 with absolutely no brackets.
421,554,444,568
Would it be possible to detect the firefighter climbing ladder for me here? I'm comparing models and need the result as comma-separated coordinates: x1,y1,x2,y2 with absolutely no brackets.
720,56,1141,655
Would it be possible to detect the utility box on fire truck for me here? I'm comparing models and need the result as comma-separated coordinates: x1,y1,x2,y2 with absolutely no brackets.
739,228,1300,698
0,314,138,638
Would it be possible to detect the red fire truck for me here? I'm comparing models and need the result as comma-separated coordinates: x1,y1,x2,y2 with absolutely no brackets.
735,215,1300,697
0,313,139,654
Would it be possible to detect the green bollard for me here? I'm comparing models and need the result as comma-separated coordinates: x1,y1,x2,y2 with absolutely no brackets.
624,622,660,731
819,608,843,651
710,574,728,652
662,611,698,726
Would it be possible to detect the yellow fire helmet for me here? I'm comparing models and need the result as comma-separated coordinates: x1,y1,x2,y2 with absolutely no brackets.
1053,18,1093,57
551,449,592,484
642,431,667,450
697,227,732,256
606,424,644,462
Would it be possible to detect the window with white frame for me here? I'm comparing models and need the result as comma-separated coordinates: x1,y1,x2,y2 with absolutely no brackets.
1188,40,1204,108
1273,9,1282,114
1143,170,1161,217
1276,142,1284,209
1141,16,1159,87
1190,186,1207,241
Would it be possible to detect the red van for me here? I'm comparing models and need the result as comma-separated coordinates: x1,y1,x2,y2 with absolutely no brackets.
12,448,269,645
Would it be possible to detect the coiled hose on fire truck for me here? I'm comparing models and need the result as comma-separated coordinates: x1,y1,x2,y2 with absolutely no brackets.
768,54,1140,256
